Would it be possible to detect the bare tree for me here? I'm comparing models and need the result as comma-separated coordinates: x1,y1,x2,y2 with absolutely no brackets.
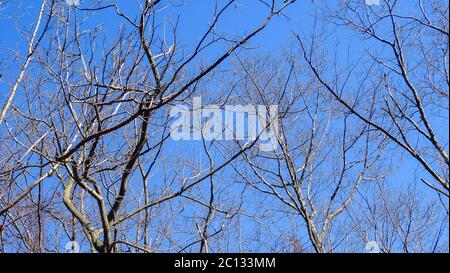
0,0,447,254
0,0,296,252
296,0,449,196
216,54,387,252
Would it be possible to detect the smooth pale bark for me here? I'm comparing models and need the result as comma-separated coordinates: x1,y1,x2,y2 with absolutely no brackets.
0,0,48,125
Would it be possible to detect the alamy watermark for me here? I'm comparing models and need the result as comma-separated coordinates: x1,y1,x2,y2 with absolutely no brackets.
66,0,80,6
365,241,381,253
169,97,280,152
365,0,380,6
65,240,80,253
